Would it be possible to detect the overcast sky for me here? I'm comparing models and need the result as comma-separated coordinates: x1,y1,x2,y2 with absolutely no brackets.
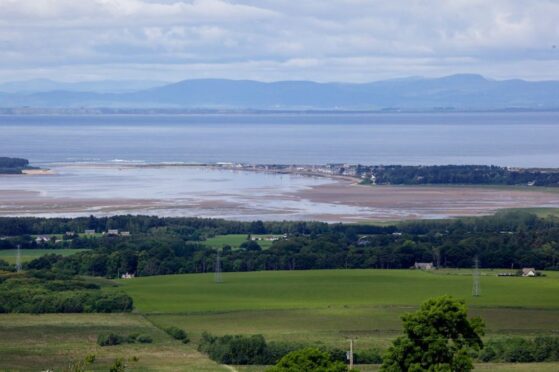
0,0,558,83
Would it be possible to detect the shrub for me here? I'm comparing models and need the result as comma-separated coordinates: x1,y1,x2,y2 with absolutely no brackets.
478,337,559,363
354,348,383,364
165,326,189,343
502,338,535,362
109,358,126,372
198,333,268,364
97,333,124,347
137,334,153,343
84,353,96,364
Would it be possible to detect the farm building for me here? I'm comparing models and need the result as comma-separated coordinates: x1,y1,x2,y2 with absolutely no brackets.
414,262,434,270
84,229,96,235
35,235,50,243
522,268,537,277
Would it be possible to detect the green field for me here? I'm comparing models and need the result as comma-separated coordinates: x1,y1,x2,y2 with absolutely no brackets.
119,270,559,352
120,269,559,313
202,234,282,250
2,269,559,371
0,248,87,264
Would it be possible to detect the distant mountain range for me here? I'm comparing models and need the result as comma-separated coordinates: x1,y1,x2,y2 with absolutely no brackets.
1,74,558,111
0,79,167,94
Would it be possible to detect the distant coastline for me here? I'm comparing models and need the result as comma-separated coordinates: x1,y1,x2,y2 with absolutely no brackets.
2,107,559,116
48,161,559,188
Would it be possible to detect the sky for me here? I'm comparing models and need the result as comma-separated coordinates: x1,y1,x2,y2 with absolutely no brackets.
0,0,558,83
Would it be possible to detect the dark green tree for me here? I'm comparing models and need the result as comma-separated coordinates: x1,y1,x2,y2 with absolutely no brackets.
381,296,484,372
267,347,347,372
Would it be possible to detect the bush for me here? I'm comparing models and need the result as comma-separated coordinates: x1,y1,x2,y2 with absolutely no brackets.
97,333,124,347
109,358,126,372
478,337,559,363
137,334,153,343
165,326,189,343
198,332,361,366
84,353,96,364
354,348,383,364
198,333,268,365
126,333,140,343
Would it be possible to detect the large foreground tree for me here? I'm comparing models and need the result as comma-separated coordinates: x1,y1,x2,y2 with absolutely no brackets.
381,296,485,372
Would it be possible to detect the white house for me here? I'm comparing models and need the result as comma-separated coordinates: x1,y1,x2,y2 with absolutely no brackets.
35,235,50,244
414,262,434,270
522,268,537,277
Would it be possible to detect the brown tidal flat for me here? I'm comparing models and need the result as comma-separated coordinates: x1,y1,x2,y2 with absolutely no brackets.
297,181,559,221
1,180,559,221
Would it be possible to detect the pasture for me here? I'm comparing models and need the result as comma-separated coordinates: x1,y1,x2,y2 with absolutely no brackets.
2,268,559,371
0,248,87,264
0,313,224,371
120,269,559,351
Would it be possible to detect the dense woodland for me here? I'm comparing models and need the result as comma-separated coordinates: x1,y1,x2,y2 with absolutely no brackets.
362,165,559,187
1,211,559,278
0,270,133,313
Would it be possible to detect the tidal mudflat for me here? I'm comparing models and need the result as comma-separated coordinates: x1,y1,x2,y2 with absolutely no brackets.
1,163,558,222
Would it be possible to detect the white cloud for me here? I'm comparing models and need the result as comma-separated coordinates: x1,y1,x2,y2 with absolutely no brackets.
0,0,557,82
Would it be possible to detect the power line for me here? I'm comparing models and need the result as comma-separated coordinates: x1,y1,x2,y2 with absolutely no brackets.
16,244,22,273
472,256,480,297
214,250,222,283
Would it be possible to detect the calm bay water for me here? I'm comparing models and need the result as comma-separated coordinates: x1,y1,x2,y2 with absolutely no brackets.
1,112,558,167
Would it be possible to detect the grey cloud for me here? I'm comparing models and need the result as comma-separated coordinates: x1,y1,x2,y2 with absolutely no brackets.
0,0,557,82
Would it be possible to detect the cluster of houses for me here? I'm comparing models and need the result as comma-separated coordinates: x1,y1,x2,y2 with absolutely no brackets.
215,162,377,182
498,268,539,277
84,229,131,237
412,261,539,277
250,234,287,242
34,229,131,244
411,262,540,277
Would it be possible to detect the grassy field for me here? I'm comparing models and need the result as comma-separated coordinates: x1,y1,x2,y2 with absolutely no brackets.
119,270,559,350
0,248,87,264
119,269,559,313
115,269,559,371
0,313,225,371
2,268,559,371
202,234,282,250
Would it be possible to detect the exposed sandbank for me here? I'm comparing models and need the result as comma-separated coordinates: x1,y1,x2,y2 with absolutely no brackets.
1,168,559,221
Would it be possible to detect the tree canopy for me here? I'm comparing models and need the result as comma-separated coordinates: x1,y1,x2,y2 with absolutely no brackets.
381,296,485,372
267,347,347,372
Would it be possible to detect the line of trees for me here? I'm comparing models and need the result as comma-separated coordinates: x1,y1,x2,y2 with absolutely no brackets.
361,165,559,187
2,210,558,278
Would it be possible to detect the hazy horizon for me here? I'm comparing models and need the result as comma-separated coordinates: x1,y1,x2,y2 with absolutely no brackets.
2,72,559,86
